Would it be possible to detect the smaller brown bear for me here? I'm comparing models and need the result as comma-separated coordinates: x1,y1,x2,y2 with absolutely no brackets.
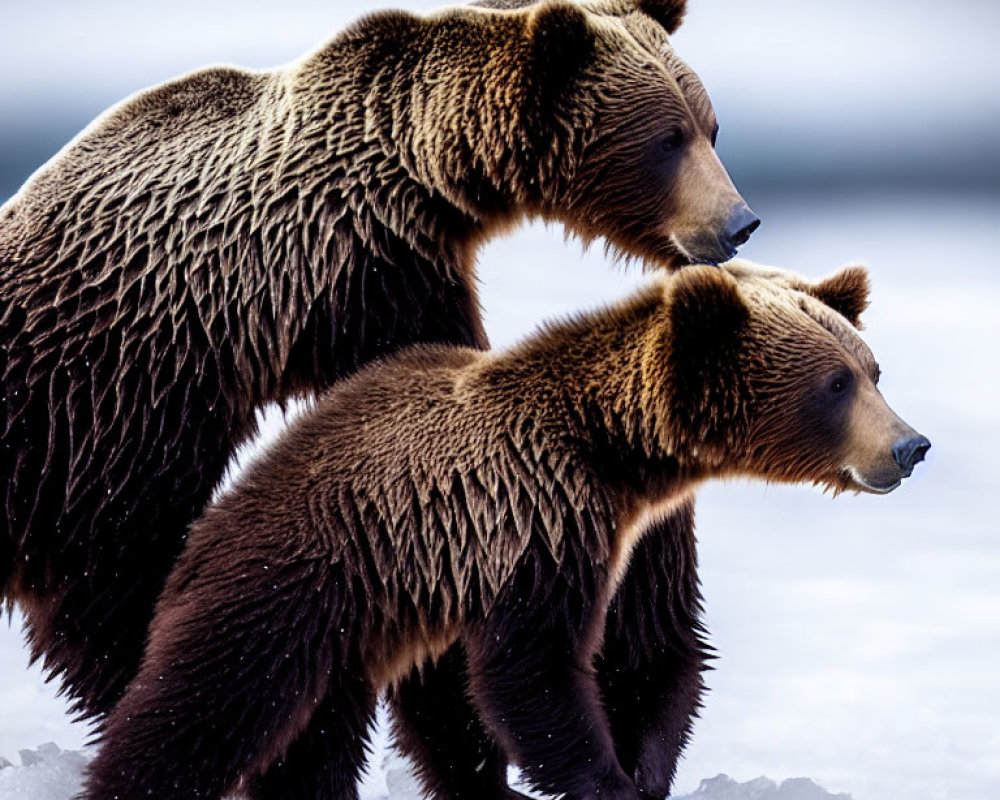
82,263,928,800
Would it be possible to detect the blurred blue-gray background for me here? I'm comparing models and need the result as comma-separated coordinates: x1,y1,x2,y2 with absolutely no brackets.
3,0,999,196
1,2,998,800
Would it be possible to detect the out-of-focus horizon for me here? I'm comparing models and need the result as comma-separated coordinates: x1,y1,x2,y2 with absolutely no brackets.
1,3,998,800
2,0,998,196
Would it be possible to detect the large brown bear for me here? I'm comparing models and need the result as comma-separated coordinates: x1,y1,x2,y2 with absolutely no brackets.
79,263,928,800
0,0,757,795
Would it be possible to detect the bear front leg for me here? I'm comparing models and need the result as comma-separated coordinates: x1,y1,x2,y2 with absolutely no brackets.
463,547,640,800
596,498,711,799
246,668,377,800
389,644,533,800
81,559,350,800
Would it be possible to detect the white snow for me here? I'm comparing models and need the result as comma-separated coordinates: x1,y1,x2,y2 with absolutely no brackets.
0,743,853,800
673,774,851,800
0,744,91,800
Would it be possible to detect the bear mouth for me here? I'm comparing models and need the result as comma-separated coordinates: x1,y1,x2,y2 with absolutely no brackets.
668,234,737,269
844,466,902,495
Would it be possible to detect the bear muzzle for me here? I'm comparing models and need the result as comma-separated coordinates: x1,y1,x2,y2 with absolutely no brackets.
670,203,759,267
845,430,931,494
666,140,760,266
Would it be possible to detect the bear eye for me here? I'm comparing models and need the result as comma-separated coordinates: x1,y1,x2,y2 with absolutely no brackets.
711,123,719,147
829,374,850,394
660,128,685,154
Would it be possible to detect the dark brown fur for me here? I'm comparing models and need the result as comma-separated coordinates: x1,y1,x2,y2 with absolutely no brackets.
0,0,757,796
80,263,923,800
0,0,732,696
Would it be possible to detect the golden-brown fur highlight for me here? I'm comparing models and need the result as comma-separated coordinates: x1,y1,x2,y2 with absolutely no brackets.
609,488,694,592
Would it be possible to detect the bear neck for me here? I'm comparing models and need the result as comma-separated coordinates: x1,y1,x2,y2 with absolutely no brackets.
204,44,528,406
485,284,709,500
305,10,568,239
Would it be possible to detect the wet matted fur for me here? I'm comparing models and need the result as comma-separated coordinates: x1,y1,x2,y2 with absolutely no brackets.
0,0,755,796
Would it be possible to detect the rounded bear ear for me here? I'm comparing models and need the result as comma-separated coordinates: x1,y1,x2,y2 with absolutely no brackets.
667,265,749,349
807,265,870,329
635,0,688,34
664,267,750,457
526,2,595,90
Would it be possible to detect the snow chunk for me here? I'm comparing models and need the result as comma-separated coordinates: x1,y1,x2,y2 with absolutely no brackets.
672,773,853,800
0,744,90,800
383,749,425,800
18,742,63,767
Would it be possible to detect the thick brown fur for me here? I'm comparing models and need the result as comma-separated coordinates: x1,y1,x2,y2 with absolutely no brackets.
1,1,755,796
1,0,741,703
80,263,923,800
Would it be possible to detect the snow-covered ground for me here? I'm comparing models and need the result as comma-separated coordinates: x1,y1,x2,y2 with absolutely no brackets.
0,742,853,800
2,193,998,799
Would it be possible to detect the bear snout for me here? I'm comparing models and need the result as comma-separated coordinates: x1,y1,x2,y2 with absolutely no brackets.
846,430,929,494
722,204,760,251
892,433,931,477
670,203,760,267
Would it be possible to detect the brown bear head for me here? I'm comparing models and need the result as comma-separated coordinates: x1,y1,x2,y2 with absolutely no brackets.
659,263,929,494
520,0,759,267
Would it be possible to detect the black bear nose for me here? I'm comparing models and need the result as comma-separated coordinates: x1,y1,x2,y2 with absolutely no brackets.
892,434,931,476
723,205,761,251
